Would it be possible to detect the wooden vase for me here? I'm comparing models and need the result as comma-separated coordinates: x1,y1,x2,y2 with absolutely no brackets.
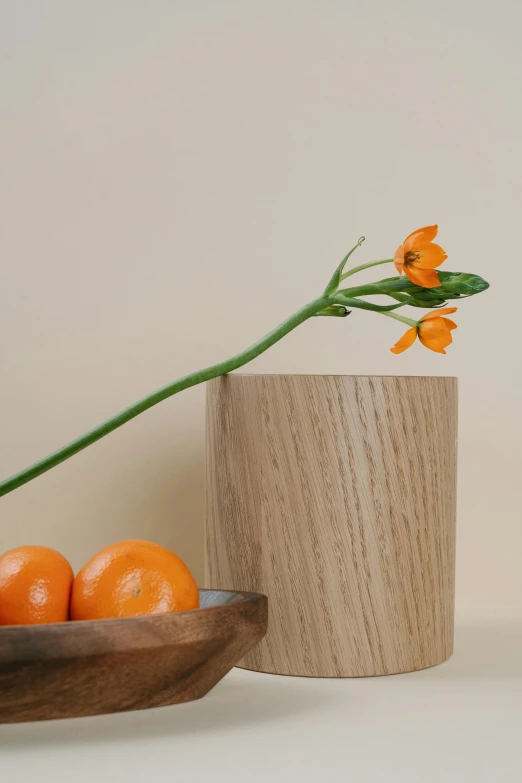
205,374,457,677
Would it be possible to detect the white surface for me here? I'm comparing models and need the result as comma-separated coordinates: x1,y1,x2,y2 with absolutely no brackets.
2,616,521,782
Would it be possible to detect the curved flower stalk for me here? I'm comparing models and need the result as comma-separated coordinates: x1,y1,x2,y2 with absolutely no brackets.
0,226,489,498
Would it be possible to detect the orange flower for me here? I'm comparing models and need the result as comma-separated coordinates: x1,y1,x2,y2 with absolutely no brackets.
391,308,458,354
394,225,447,288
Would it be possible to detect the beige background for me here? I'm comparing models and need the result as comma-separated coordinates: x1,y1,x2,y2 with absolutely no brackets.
1,1,520,613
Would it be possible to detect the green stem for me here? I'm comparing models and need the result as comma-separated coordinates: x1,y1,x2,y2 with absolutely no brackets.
340,258,393,281
333,295,405,313
338,283,391,297
0,296,331,498
381,311,419,328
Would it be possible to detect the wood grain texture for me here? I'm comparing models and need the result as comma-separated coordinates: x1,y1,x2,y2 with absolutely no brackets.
0,589,267,723
206,374,457,677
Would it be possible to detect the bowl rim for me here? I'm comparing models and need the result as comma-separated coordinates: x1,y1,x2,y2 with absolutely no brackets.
0,588,266,633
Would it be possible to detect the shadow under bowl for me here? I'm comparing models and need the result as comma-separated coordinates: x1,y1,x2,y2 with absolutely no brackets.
0,589,268,724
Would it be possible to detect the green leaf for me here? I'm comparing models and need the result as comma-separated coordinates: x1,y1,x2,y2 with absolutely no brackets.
324,238,366,296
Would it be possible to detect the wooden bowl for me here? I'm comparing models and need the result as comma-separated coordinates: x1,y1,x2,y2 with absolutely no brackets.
0,589,267,724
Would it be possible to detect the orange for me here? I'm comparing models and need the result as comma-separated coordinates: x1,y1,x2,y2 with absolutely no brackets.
70,539,199,621
0,545,74,625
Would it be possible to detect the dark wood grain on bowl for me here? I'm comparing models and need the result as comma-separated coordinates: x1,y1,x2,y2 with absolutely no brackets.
0,589,267,724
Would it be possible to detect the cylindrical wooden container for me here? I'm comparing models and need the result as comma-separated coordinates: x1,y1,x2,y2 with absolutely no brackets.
205,374,457,677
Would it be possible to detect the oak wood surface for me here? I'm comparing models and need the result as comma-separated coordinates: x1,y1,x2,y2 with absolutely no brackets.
206,374,457,677
0,589,267,723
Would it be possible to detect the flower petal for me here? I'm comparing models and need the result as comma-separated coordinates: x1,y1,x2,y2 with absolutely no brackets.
403,232,424,253
419,339,447,354
421,307,457,321
394,245,405,274
403,225,438,252
441,317,458,330
419,318,454,353
419,331,452,353
414,242,448,269
422,322,447,339
390,327,418,354
404,265,440,288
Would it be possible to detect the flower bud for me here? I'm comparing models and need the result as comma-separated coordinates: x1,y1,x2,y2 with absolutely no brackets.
315,305,351,317
437,272,490,295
